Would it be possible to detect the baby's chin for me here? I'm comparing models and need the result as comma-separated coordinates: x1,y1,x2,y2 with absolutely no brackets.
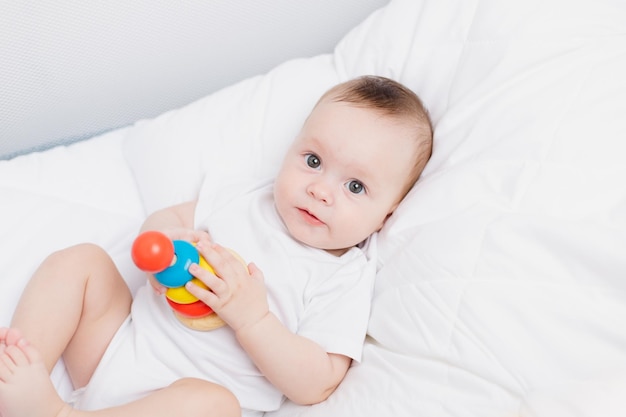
283,220,363,255
293,235,353,257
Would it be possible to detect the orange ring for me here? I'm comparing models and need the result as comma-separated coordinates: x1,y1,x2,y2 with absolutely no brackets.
166,298,213,318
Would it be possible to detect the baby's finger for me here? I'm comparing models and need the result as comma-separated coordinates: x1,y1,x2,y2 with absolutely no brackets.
246,262,264,282
200,243,249,284
147,274,166,295
193,230,212,244
196,243,232,279
184,278,219,306
188,263,227,296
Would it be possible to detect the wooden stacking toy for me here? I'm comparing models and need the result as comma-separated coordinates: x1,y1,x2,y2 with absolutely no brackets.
131,231,226,331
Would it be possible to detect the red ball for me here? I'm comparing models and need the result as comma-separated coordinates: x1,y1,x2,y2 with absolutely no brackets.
131,231,174,273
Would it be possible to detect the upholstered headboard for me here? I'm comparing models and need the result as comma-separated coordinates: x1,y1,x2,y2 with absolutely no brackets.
0,0,388,159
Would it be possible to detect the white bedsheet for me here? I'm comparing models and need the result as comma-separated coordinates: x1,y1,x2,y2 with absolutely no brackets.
1,1,625,416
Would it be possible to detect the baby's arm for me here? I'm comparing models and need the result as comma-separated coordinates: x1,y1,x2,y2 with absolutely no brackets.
237,306,352,405
140,200,198,236
187,244,351,405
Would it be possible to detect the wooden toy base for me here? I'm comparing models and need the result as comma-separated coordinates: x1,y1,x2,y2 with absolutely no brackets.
174,311,226,331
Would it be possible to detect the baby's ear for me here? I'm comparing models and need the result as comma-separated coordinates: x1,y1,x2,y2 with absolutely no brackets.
377,204,399,231
387,201,400,217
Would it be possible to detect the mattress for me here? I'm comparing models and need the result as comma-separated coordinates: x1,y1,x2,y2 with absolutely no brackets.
1,0,625,416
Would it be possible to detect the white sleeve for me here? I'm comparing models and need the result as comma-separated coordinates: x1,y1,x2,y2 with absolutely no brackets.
297,236,377,362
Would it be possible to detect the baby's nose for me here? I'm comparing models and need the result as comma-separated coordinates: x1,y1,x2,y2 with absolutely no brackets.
307,181,333,204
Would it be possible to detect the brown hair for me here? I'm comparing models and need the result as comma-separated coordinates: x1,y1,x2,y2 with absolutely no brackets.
319,75,433,199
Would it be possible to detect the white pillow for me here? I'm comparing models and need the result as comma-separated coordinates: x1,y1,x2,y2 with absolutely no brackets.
124,0,626,415
123,55,340,214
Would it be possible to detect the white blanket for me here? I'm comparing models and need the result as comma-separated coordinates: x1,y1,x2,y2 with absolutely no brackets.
1,0,625,416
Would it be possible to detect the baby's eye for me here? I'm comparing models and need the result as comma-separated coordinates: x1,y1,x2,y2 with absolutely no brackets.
346,180,365,195
305,154,321,169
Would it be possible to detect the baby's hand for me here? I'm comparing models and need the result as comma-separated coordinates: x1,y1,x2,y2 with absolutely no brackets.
185,242,269,332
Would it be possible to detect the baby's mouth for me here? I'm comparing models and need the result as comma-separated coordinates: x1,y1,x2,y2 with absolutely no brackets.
298,208,324,226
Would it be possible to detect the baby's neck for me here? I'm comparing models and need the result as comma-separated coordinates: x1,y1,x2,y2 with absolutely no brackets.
324,247,350,257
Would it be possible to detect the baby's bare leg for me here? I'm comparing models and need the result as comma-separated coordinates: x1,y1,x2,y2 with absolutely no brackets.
9,243,132,388
0,337,240,417
87,378,241,417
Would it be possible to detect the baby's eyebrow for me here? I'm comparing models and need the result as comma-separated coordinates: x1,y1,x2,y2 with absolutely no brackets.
343,164,378,189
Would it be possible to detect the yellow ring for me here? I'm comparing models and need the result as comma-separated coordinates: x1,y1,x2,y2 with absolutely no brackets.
198,255,215,274
165,278,207,304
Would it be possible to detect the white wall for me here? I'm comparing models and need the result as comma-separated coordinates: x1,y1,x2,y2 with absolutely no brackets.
0,0,389,159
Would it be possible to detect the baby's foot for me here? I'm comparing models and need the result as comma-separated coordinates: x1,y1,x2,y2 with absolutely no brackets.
0,327,6,352
0,327,23,350
0,335,71,417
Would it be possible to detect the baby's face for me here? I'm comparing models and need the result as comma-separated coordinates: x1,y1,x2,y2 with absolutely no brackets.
274,99,417,255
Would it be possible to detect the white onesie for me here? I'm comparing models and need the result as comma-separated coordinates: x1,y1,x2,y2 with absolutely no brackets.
73,180,376,415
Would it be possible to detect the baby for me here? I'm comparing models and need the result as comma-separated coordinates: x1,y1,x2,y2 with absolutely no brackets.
0,75,432,417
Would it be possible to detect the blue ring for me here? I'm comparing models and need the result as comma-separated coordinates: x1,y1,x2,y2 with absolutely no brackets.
155,240,199,288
